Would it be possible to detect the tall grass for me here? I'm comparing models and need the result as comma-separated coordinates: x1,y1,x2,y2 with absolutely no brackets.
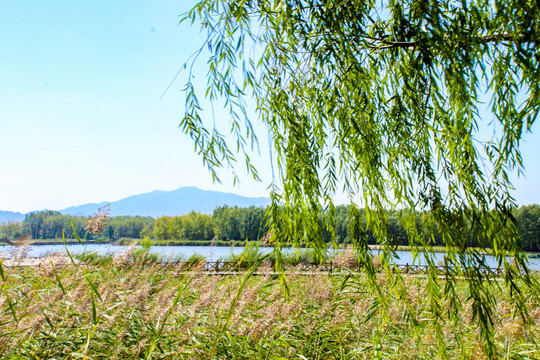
222,242,334,265
1,250,539,359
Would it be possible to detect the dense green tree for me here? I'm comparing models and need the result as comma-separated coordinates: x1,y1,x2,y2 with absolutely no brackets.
212,206,267,241
152,212,215,241
153,216,170,240
332,205,350,244
0,221,26,241
106,216,154,240
23,211,62,239
140,223,154,239
182,0,539,355
515,204,540,252
2,212,151,240
180,212,214,240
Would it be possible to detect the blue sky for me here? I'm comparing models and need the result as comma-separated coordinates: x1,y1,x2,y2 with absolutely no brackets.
0,0,272,213
1,1,539,213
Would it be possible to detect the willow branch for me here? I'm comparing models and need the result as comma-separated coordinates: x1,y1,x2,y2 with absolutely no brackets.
367,32,539,49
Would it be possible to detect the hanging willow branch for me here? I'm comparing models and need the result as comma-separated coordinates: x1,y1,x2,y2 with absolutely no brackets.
180,0,540,356
366,32,540,49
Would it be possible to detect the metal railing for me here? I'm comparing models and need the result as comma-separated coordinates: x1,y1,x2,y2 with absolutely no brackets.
4,257,533,277
162,261,519,277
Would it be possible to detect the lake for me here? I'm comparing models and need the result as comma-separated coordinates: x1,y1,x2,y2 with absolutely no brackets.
1,243,539,269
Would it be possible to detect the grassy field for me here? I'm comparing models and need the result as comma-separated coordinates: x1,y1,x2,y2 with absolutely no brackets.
1,250,539,359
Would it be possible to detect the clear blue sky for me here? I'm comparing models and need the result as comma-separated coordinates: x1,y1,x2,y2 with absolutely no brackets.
1,1,539,213
0,0,273,213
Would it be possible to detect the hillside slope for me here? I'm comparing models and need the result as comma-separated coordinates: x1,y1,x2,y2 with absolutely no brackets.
60,186,269,217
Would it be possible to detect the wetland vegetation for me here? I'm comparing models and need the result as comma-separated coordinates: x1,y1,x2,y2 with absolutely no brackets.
1,249,539,359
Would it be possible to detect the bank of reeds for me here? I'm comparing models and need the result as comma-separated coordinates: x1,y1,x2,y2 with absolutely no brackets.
1,249,539,359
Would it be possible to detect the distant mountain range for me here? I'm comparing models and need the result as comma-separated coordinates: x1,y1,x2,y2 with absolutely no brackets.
0,210,25,224
0,187,270,223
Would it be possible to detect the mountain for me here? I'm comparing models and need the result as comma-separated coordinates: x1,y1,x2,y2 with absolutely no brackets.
0,210,25,224
59,186,270,217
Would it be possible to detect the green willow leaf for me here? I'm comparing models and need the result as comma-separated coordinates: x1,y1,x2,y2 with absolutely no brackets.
182,0,540,357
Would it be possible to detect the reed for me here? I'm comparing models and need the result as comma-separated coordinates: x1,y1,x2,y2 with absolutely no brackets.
1,250,539,359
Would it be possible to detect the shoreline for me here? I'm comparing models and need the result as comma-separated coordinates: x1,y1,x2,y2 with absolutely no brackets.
1,241,539,257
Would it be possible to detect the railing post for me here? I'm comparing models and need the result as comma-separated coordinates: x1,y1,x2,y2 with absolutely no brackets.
216,260,219,273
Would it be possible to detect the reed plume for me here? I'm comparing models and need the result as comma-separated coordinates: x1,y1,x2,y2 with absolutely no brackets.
84,204,111,234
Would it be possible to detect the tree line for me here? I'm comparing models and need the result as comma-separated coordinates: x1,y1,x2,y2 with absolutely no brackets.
0,210,155,242
1,205,539,252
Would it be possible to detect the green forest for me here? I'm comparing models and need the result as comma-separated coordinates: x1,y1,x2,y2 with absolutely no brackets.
1,204,539,252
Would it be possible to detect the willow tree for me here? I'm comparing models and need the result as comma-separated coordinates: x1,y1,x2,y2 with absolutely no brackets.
180,0,539,356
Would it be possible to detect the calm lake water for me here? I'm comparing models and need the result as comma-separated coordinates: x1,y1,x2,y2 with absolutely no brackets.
1,243,539,269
